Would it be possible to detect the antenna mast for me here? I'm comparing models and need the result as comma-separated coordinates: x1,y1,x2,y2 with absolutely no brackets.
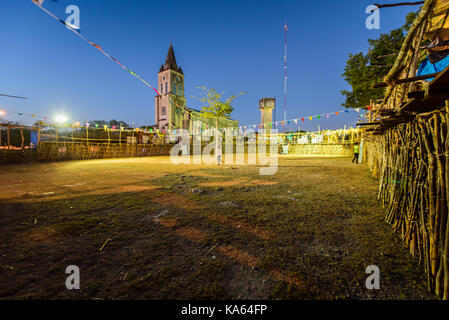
283,21,288,126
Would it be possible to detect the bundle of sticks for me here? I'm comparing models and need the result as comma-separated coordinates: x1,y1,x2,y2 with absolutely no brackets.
369,101,449,299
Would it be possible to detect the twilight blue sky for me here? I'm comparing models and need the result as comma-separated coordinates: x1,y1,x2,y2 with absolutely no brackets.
1,0,416,130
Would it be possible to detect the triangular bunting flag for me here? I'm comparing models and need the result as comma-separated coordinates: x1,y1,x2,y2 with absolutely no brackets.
32,0,45,6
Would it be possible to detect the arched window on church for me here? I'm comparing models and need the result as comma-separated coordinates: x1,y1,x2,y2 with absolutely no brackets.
173,82,177,95
165,82,167,94
179,84,182,96
161,84,163,94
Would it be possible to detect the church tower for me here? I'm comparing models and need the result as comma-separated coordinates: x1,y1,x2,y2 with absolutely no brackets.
155,44,187,130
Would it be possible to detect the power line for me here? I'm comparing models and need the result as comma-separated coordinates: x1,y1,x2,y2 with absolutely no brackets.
0,93,27,100
373,1,424,10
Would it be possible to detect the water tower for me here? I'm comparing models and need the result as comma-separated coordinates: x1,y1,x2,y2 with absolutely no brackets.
259,98,275,128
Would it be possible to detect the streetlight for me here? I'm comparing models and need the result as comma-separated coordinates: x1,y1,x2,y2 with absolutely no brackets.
54,114,67,142
55,115,67,124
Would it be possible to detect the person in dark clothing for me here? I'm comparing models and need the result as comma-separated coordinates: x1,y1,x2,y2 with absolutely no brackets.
352,142,360,164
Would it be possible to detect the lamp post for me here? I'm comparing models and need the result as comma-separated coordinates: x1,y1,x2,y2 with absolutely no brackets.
55,115,67,142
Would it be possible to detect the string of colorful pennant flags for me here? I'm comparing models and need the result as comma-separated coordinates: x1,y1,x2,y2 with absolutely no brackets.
2,105,366,135
1,109,158,134
30,0,188,114
20,1,370,135
240,108,365,131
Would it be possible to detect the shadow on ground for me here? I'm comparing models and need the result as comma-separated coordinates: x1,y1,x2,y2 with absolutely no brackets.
0,156,434,299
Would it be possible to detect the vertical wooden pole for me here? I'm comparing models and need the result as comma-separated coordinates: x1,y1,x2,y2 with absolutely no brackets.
119,122,122,146
71,127,74,158
35,127,40,161
86,125,90,159
132,122,135,143
7,126,10,150
444,100,449,300
20,128,24,151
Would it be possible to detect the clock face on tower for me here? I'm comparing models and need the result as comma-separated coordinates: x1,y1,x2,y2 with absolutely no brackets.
161,106,166,115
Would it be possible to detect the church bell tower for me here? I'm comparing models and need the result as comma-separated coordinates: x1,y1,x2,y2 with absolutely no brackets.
155,44,186,130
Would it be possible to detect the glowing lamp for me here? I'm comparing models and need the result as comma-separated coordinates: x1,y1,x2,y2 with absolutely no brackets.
55,115,67,123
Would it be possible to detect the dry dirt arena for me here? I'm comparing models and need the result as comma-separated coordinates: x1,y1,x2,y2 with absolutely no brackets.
0,156,434,299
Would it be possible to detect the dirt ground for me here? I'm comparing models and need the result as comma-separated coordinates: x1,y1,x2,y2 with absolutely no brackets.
0,156,435,299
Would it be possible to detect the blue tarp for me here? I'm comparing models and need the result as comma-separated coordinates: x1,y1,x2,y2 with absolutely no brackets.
30,131,38,148
417,54,449,81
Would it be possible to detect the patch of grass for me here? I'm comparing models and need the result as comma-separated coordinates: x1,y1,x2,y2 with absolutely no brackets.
53,216,103,237
0,156,435,299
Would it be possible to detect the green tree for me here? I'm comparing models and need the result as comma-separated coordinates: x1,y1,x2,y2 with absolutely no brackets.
90,120,107,126
193,86,244,161
89,120,130,128
33,120,45,126
2,119,20,125
341,11,418,109
193,86,244,129
108,119,130,128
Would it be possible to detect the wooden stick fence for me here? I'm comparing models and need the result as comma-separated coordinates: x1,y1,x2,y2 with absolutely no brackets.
37,141,173,161
365,102,449,299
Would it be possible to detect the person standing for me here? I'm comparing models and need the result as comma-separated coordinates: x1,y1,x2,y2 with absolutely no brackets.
216,147,222,165
352,142,360,164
